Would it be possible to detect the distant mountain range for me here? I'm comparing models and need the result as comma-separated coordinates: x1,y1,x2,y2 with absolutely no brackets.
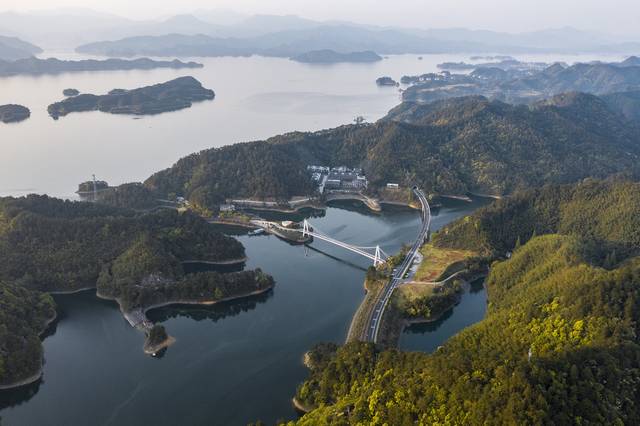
0,35,42,61
0,9,639,55
75,24,640,58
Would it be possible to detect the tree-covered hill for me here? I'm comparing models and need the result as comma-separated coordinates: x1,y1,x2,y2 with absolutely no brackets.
290,179,640,425
432,179,640,257
143,92,640,211
0,195,245,292
0,281,55,388
601,90,640,122
0,195,276,386
293,235,640,425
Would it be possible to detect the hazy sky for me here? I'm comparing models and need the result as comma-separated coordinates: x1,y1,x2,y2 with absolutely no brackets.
3,0,640,35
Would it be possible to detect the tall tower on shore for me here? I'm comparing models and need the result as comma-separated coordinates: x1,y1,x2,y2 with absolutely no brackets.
92,174,98,202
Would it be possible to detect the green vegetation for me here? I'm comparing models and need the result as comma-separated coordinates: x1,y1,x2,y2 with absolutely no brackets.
433,178,640,257
145,139,317,210
292,234,640,425
47,76,214,119
346,268,388,343
290,179,640,424
142,93,640,212
414,244,477,282
77,180,109,192
393,281,463,320
0,195,274,378
146,325,169,347
0,195,244,293
96,183,159,210
0,281,55,387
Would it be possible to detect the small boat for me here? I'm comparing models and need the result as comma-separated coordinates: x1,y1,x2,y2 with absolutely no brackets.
248,228,265,236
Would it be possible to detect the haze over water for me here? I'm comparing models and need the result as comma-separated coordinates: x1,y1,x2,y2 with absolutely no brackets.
0,52,625,198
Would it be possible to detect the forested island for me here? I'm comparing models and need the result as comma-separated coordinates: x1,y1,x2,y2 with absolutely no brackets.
291,178,640,424
0,195,274,388
403,56,640,104
376,76,399,86
47,76,215,119
291,50,382,64
0,57,202,77
0,104,30,123
63,88,80,97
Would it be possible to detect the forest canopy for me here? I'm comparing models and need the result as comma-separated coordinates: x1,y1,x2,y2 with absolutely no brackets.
143,92,640,211
291,179,640,425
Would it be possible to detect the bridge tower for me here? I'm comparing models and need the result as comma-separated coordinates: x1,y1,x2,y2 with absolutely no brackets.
374,245,382,267
302,219,310,237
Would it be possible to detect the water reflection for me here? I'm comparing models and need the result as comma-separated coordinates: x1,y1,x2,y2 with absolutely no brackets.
400,279,488,353
0,380,42,411
146,290,273,324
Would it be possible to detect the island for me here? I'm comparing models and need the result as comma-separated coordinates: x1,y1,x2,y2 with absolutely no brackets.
0,195,275,388
376,76,399,86
290,50,382,64
404,56,640,104
0,104,30,123
47,76,215,119
63,88,80,97
0,57,203,77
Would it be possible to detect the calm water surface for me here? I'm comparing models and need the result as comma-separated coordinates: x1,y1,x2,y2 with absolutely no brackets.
0,199,488,426
0,52,619,425
0,53,626,198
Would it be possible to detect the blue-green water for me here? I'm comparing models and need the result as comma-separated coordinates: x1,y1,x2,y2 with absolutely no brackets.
0,199,488,425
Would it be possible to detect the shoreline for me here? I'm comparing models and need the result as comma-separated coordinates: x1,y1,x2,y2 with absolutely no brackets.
378,273,488,346
144,335,177,355
324,192,382,212
292,397,313,414
181,257,248,265
0,310,58,391
47,286,96,295
97,283,275,354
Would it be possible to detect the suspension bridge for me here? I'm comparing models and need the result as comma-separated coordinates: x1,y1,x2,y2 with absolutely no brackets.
297,188,431,344
301,219,390,266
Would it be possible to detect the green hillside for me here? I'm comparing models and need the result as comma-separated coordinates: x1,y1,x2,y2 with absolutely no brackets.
144,93,640,211
290,179,640,424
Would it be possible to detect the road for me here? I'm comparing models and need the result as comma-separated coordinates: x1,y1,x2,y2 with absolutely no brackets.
365,187,431,343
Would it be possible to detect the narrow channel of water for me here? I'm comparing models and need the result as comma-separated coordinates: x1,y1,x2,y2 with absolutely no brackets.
0,198,489,426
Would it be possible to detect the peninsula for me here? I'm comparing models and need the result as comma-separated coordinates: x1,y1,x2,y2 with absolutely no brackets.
135,90,640,214
0,104,30,123
47,76,215,119
0,57,202,77
0,195,274,388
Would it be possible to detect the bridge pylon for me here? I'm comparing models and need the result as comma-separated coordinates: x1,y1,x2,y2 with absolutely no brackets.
374,245,382,267
302,219,310,237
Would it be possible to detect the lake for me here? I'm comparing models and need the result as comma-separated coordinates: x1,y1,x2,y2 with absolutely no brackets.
0,51,624,425
0,199,488,426
0,52,627,198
